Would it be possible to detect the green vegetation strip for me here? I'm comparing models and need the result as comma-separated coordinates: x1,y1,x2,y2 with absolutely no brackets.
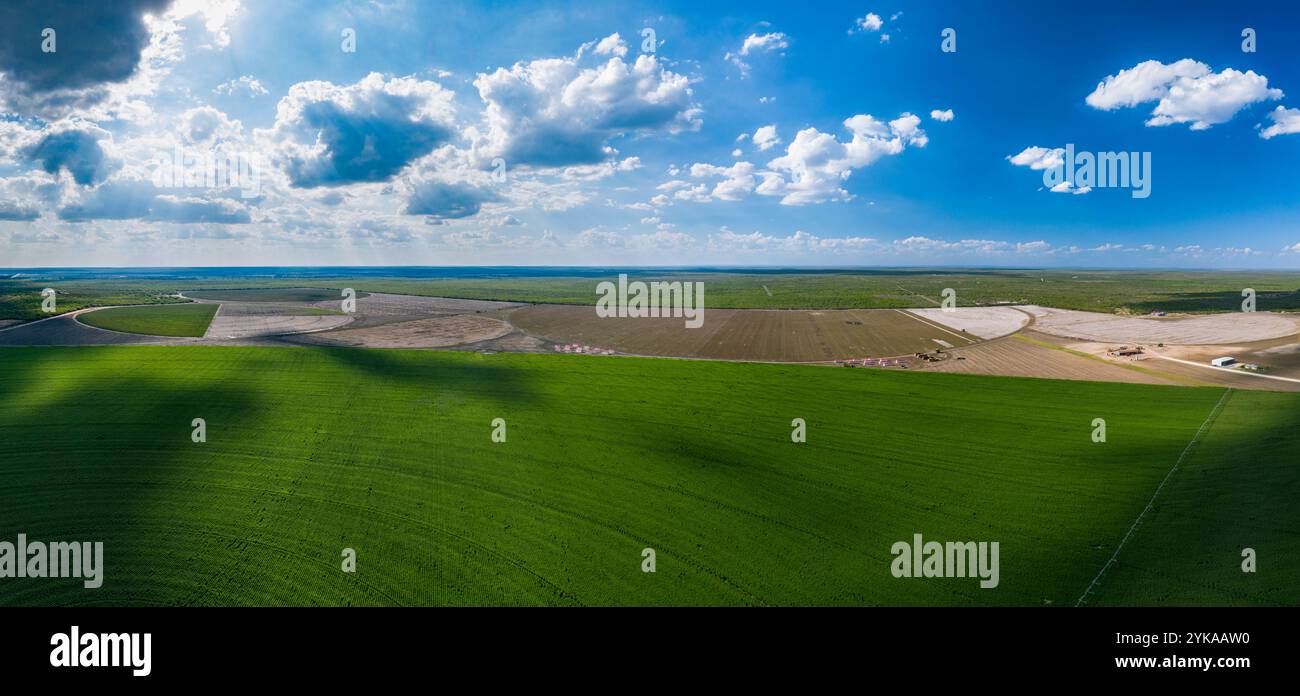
0,279,185,321
76,304,218,337
2,346,1294,606
183,288,366,303
9,269,1300,317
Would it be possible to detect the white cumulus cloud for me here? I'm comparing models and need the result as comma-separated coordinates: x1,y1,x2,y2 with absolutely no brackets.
1259,105,1300,139
752,124,781,151
475,45,700,168
214,75,268,97
726,32,789,77
739,32,789,56
759,112,927,205
1086,59,1283,130
1007,146,1065,171
592,33,628,58
850,13,883,34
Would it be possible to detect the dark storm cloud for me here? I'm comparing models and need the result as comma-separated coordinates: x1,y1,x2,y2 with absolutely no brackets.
281,95,454,188
0,1,172,93
23,127,117,185
499,126,612,168
0,202,41,221
57,180,252,223
403,181,497,219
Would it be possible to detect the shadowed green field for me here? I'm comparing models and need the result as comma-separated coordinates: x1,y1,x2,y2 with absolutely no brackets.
0,346,1293,606
77,304,218,337
1088,388,1300,606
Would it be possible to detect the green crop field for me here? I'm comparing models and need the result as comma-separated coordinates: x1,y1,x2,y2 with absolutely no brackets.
1085,388,1300,605
76,304,219,337
0,346,1293,606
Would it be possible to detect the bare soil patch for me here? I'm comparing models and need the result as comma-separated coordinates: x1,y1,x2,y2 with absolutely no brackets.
917,331,1182,386
909,306,1029,339
314,292,523,329
1156,338,1300,381
1024,305,1300,344
205,314,353,339
288,314,513,349
510,304,982,361
1014,337,1300,392
196,300,342,317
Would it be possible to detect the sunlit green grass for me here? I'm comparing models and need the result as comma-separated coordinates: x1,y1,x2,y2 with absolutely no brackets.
77,304,218,337
0,346,1293,606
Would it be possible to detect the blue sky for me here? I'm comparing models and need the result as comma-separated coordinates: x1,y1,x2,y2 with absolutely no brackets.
1,0,1299,267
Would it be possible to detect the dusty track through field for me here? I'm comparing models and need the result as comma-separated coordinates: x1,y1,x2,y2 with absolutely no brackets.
1147,353,1300,385
894,284,941,306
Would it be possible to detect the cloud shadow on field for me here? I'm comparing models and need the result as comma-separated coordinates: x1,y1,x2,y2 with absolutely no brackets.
1083,389,1300,606
0,347,266,606
298,345,541,407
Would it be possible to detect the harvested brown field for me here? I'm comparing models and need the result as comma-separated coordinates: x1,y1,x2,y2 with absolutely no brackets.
916,331,1186,386
191,300,342,317
509,304,980,361
288,315,513,349
922,332,1300,392
469,330,551,353
205,313,354,339
312,292,522,329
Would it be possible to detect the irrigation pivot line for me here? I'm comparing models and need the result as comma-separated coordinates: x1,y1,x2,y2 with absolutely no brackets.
1074,387,1233,607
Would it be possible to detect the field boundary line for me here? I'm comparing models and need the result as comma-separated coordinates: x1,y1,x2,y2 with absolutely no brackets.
1074,387,1233,606
203,301,224,339
0,313,64,333
893,309,978,344
0,305,116,333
